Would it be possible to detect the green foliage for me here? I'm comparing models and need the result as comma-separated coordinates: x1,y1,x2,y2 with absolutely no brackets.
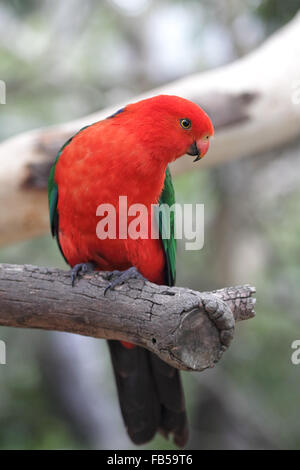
256,0,300,28
0,0,38,16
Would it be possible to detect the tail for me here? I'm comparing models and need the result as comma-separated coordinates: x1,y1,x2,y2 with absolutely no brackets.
108,340,188,447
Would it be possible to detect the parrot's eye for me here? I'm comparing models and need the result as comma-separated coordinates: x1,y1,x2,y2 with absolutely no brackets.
180,118,192,129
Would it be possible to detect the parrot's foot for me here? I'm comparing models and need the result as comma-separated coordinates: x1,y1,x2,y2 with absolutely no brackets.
71,262,95,287
104,266,146,295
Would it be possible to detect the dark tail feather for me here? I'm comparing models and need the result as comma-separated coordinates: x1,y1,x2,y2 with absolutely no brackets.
108,340,188,447
108,340,160,444
149,353,189,447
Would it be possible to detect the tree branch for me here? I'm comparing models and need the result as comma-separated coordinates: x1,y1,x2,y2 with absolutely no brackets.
0,263,256,371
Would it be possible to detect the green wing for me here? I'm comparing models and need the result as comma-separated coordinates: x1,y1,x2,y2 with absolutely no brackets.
48,126,91,262
48,139,71,263
158,166,176,286
48,133,76,237
48,153,60,238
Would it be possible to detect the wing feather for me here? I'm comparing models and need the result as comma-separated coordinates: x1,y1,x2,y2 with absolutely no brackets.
157,166,176,286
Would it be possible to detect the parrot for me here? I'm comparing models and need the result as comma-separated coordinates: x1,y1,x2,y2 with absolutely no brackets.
48,95,214,447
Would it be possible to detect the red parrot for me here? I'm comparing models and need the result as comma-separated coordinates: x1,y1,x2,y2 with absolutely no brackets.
48,95,214,447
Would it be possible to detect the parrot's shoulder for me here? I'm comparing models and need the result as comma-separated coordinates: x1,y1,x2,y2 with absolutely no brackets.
48,123,93,263
106,107,125,119
48,107,126,244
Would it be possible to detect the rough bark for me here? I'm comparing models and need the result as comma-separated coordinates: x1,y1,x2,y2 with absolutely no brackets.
0,263,256,371
0,13,300,247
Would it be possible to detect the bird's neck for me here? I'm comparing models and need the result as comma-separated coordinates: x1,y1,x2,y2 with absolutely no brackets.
122,157,167,206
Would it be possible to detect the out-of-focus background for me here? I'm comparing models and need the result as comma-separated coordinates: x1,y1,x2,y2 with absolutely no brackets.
0,0,300,450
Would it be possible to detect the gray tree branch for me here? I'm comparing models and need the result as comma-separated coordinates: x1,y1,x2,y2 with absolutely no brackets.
0,263,256,371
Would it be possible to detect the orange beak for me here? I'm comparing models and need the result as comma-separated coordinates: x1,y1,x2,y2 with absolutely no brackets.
195,137,210,160
187,138,210,162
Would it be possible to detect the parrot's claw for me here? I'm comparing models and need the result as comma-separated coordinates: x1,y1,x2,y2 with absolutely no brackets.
71,262,95,287
104,266,146,295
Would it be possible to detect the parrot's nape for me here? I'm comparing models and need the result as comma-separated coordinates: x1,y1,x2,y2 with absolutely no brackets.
48,94,214,447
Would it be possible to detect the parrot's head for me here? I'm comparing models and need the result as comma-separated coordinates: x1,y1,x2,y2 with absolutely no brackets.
125,95,214,163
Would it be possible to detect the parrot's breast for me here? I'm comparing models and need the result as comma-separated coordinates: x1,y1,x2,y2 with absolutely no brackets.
55,123,167,284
